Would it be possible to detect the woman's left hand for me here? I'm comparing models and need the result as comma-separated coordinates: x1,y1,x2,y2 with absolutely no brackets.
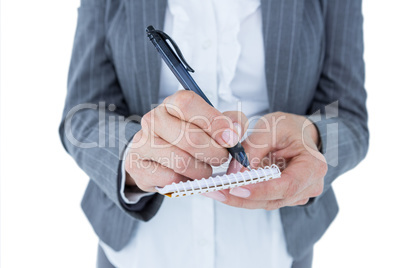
204,112,328,209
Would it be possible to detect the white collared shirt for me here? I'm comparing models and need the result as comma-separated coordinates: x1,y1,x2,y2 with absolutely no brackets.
101,1,293,267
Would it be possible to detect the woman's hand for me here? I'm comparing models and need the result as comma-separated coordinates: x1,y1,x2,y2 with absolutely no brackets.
124,90,248,192
204,112,327,209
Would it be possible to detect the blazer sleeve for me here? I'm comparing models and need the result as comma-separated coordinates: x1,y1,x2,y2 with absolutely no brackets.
306,0,369,205
58,0,163,221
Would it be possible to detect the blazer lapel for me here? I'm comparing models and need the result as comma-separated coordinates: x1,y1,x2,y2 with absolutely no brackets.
261,0,304,112
125,0,167,110
124,0,303,113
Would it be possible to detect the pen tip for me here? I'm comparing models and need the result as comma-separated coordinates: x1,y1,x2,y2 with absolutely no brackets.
247,166,252,171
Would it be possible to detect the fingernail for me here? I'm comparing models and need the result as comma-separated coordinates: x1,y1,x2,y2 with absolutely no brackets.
222,128,239,147
203,191,226,202
229,187,250,198
233,122,242,137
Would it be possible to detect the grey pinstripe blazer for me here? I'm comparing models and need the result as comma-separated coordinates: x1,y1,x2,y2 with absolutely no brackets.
59,0,368,261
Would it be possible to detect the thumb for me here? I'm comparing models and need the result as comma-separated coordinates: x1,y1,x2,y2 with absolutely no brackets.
222,111,248,140
226,157,249,175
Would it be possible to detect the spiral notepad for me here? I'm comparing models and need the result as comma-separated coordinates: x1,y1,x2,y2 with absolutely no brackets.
156,165,281,198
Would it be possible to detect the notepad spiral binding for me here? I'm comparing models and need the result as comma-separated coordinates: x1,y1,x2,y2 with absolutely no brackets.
156,164,281,198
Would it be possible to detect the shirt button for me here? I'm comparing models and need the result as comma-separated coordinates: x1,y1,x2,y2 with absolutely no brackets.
203,40,212,49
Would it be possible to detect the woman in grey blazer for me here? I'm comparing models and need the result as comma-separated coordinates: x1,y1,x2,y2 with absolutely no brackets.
60,0,368,267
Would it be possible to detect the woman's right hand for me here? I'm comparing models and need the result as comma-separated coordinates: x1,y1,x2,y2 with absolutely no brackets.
124,90,248,192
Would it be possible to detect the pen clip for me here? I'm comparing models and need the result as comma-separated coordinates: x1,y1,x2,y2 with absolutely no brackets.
148,27,195,73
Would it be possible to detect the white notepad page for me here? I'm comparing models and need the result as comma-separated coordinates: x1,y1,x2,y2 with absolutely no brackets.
156,165,281,198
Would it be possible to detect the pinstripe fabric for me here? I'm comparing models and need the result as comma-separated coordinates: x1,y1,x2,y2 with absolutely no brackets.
59,0,368,261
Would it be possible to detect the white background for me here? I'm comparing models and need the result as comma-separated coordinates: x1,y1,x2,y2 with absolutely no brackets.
1,0,401,267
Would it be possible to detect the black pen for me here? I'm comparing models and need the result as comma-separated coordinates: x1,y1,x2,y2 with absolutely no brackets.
146,25,251,171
